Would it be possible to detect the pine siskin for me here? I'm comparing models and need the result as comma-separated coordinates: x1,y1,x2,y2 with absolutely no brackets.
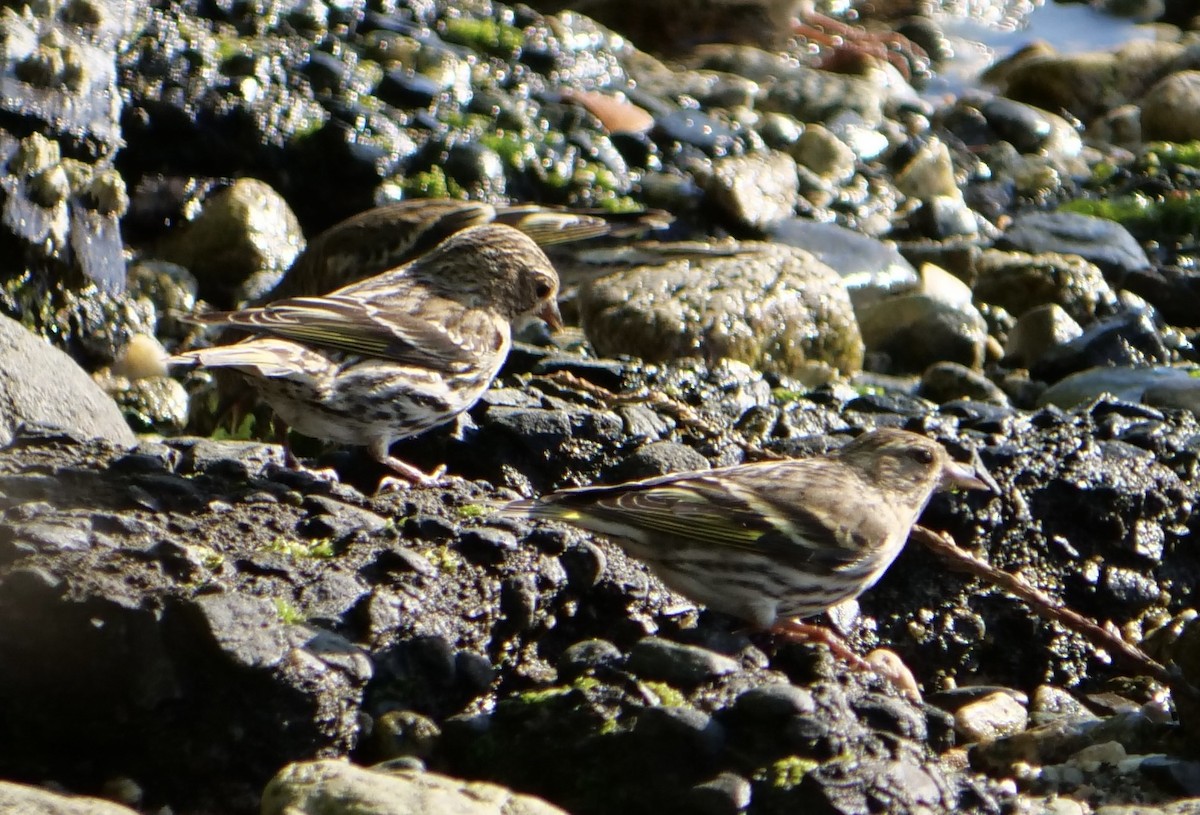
262,199,667,302
172,224,563,485
503,428,990,661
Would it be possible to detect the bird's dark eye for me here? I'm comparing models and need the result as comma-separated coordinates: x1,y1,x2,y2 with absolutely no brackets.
535,281,553,299
909,447,935,465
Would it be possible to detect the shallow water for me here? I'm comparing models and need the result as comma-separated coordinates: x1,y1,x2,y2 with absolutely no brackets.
929,0,1154,96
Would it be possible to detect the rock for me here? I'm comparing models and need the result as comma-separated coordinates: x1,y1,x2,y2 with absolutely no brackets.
994,212,1150,283
856,292,988,373
1141,70,1200,142
1031,310,1171,382
262,760,570,815
0,780,140,815
627,637,739,685
0,315,135,448
155,178,304,307
703,151,800,230
995,39,1184,123
1121,265,1200,328
973,249,1118,324
918,361,1010,406
767,219,918,312
687,772,753,815
613,441,711,481
579,241,864,379
790,123,856,183
1004,304,1084,369
953,691,1029,744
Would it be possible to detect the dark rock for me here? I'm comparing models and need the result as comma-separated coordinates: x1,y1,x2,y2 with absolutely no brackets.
996,212,1151,283
1031,310,1172,382
687,772,752,815
457,527,519,565
558,639,624,681
627,637,739,685
732,683,818,719
614,441,711,481
633,705,725,757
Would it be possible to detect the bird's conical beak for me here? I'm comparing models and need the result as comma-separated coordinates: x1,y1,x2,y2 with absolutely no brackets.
941,459,995,492
539,299,564,331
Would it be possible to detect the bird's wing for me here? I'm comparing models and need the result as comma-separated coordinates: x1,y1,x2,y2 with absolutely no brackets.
258,201,495,301
535,461,889,574
186,293,498,369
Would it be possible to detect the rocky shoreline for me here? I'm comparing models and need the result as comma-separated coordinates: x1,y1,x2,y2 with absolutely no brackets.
3,0,1200,813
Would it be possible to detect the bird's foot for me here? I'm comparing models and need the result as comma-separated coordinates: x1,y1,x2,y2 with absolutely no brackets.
774,619,872,670
774,620,922,703
376,458,447,492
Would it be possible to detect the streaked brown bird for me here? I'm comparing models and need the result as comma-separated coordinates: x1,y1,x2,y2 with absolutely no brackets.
261,198,667,302
503,428,989,663
172,224,562,485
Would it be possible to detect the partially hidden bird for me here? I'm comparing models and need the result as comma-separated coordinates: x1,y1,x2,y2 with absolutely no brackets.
503,428,990,665
260,198,668,303
171,223,563,486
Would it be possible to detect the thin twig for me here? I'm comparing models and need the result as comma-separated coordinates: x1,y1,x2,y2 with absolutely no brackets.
910,525,1176,688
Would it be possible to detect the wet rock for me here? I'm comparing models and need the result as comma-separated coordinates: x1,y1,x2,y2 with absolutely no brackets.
974,250,1118,324
627,637,739,685
0,315,135,448
857,292,988,373
1031,310,1172,382
954,691,1030,744
768,219,919,311
995,212,1151,284
0,780,140,815
702,151,800,230
1141,70,1200,142
1035,366,1193,410
1004,305,1084,369
579,241,864,379
262,760,570,815
155,178,305,308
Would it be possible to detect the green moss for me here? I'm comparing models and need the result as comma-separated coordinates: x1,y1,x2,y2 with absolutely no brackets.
771,386,807,404
1061,191,1200,240
441,17,523,57
755,755,820,789
264,537,337,559
197,546,225,570
428,544,463,574
516,685,576,704
274,597,305,624
456,503,487,519
399,166,468,200
640,681,686,707
479,130,534,170
1059,193,1155,223
210,411,261,442
1144,140,1200,167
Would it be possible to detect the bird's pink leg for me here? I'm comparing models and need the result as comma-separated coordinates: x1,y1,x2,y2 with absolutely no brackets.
371,439,446,490
774,619,922,702
773,619,873,670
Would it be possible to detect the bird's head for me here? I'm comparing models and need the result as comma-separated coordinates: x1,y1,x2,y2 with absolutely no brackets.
837,428,991,501
417,224,563,329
